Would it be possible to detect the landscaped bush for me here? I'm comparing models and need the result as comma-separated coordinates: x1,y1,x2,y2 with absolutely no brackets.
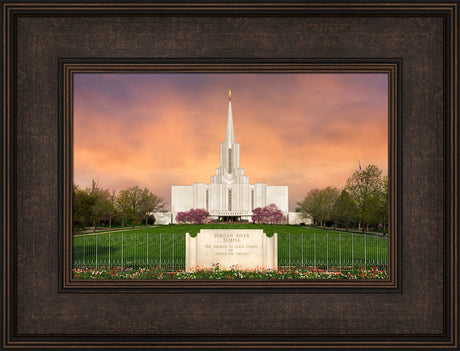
73,266,388,280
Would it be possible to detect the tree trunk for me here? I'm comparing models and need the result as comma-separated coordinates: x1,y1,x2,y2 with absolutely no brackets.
109,215,112,231
122,217,125,230
145,217,148,227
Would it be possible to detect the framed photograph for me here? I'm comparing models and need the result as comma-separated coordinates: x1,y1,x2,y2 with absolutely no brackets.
68,68,394,285
2,1,457,349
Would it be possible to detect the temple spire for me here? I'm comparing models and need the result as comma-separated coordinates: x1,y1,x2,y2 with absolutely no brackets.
225,89,235,148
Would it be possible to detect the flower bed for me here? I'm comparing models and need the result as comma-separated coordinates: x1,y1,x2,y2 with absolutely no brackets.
72,266,388,280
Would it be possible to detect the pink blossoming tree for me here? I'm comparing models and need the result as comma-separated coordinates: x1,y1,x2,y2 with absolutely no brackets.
175,208,210,224
251,203,287,224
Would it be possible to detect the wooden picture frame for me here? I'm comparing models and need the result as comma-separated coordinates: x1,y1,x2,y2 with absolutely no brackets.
64,62,397,289
2,1,457,349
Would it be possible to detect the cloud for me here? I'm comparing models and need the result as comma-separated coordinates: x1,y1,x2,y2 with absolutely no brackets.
74,73,388,210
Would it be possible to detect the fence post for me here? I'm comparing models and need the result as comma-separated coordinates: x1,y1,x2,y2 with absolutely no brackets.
376,237,379,268
339,234,341,272
351,233,354,270
83,234,86,268
122,232,124,269
109,234,111,269
173,233,175,272
288,233,291,268
160,233,162,269
301,234,303,267
314,233,316,269
96,233,98,270
364,234,367,270
326,233,329,271
147,233,149,266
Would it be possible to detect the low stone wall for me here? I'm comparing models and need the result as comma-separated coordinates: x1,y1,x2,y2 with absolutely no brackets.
186,229,277,271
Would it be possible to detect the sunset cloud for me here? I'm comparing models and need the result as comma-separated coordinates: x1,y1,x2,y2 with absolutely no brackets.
74,73,388,210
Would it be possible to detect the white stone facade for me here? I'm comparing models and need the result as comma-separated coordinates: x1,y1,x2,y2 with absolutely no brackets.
152,211,174,225
287,212,313,225
170,90,289,223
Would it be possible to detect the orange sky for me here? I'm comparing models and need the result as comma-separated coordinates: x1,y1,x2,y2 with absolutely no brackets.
73,73,388,211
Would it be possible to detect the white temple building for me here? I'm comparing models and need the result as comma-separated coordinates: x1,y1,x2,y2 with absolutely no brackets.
169,89,289,223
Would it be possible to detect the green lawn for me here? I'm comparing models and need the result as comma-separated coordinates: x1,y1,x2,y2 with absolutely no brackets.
73,224,388,271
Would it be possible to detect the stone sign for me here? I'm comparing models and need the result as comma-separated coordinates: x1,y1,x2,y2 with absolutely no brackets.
185,229,277,271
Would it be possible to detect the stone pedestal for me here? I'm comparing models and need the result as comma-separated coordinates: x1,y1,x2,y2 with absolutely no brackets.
186,229,277,271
